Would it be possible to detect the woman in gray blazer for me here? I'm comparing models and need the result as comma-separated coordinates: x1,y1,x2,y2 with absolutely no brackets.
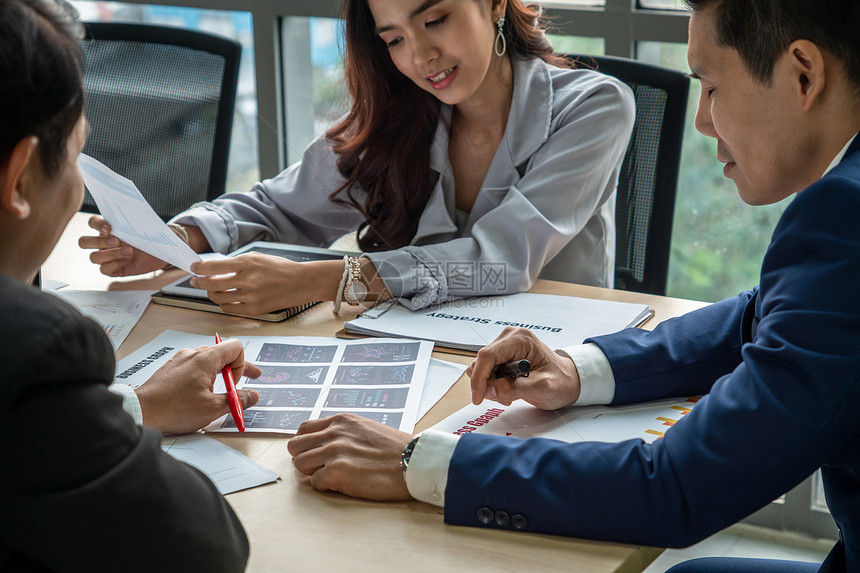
82,0,634,315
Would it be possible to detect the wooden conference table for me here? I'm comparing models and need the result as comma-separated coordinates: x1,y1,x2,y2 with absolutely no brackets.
44,213,709,573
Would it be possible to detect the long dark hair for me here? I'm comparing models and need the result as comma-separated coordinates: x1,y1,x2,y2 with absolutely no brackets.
327,0,570,252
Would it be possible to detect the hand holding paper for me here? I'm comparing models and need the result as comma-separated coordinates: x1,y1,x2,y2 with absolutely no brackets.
77,153,202,272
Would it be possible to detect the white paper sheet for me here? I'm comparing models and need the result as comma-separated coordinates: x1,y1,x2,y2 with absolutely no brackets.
431,396,702,444
41,278,68,291
78,153,202,272
112,330,434,434
345,293,652,351
50,289,152,350
419,359,467,420
161,433,279,495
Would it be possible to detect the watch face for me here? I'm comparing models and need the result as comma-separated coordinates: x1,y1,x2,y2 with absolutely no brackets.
345,280,369,303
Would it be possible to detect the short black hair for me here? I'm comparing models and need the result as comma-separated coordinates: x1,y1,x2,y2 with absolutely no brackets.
0,0,84,177
685,0,860,95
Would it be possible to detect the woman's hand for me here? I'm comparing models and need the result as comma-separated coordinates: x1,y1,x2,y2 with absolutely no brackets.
467,327,582,410
189,254,341,316
78,215,169,277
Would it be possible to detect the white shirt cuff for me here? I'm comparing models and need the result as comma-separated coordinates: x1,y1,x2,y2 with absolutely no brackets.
108,384,143,425
556,342,616,405
405,429,460,507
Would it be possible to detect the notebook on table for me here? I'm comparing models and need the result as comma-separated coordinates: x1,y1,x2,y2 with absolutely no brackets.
151,241,358,322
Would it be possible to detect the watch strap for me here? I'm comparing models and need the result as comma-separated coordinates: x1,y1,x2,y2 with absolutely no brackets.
331,255,350,313
400,435,421,479
343,256,369,305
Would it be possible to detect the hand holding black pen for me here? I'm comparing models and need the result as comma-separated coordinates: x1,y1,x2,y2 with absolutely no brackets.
467,327,583,410
494,359,531,379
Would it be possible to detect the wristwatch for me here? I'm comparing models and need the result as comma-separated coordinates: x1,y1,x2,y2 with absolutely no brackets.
400,435,421,479
343,256,369,305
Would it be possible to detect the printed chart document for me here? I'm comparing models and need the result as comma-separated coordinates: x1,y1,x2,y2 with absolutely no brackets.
161,433,279,495
112,330,434,434
49,289,152,350
78,153,201,272
432,396,701,444
345,293,652,352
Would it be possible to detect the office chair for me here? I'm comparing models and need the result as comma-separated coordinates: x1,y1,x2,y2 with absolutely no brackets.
80,22,241,221
571,54,690,296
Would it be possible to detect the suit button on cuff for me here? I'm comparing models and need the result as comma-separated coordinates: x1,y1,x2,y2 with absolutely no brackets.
477,507,494,524
494,511,510,527
511,513,528,530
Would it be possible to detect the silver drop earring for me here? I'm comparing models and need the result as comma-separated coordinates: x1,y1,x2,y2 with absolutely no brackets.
495,16,507,57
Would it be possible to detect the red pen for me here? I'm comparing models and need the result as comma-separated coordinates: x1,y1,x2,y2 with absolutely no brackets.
215,333,245,432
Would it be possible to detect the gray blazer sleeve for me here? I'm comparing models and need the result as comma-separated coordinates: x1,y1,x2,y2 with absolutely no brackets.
171,136,364,254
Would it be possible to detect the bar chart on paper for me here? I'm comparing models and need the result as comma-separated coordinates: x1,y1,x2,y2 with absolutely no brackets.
643,398,699,440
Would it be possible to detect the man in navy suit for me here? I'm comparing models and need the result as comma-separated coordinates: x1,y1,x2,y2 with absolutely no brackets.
288,0,860,570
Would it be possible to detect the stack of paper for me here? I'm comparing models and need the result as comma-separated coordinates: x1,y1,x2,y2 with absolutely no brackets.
344,293,652,352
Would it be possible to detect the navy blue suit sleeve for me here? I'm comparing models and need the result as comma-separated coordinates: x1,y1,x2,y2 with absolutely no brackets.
587,291,751,404
444,173,860,549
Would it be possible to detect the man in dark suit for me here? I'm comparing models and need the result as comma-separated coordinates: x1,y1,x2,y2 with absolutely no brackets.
0,1,261,570
287,0,860,571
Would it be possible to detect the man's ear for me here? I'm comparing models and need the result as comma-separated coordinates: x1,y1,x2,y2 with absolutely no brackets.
0,136,39,219
788,39,826,112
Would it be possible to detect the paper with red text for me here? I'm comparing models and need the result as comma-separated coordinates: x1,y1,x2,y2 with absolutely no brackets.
430,396,701,444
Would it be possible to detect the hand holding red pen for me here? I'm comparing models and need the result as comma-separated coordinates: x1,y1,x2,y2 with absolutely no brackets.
216,333,246,432
135,337,261,434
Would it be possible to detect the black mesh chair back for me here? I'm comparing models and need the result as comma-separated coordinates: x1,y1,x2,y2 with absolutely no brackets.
80,22,241,220
571,54,689,295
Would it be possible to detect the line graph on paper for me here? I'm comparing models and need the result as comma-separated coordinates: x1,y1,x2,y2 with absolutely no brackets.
48,290,151,351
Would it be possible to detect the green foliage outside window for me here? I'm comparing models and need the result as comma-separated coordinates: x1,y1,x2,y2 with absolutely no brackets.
649,43,791,302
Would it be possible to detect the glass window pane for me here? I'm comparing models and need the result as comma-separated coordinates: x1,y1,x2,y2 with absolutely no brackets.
68,1,260,194
637,42,791,303
278,17,350,164
548,35,605,57
310,18,350,137
638,0,688,10
539,0,605,7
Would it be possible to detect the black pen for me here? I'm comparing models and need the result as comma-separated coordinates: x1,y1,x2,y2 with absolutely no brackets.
494,359,531,379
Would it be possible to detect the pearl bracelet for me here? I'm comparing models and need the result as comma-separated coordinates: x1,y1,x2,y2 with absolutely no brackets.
331,255,350,313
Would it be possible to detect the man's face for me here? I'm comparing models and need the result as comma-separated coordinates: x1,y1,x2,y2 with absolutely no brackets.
687,7,810,205
28,115,87,266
